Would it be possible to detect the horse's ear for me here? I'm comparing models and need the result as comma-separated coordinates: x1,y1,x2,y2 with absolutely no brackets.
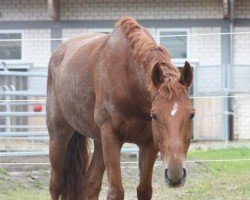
179,61,193,88
151,62,164,88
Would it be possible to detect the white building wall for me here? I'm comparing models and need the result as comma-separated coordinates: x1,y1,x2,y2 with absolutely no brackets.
233,26,250,140
22,29,51,68
62,29,88,39
235,0,250,19
234,27,250,65
0,0,50,21
189,27,222,93
61,0,223,20
0,0,223,21
190,28,221,66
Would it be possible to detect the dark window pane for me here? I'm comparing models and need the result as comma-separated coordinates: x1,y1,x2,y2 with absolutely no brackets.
0,33,22,60
159,31,187,59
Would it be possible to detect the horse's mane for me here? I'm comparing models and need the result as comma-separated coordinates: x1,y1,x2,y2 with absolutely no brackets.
115,17,186,99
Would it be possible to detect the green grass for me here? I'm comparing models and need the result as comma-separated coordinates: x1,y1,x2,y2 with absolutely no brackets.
0,188,48,200
188,147,250,173
0,170,49,200
0,168,9,176
0,147,249,200
188,147,250,160
182,147,250,199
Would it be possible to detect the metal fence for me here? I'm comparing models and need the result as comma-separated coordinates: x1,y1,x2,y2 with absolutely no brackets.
0,62,250,157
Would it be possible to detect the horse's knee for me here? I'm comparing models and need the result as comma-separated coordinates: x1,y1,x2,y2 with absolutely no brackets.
137,186,152,200
107,186,124,200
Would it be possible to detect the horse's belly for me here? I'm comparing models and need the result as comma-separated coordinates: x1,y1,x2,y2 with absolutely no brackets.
56,66,100,140
58,88,100,140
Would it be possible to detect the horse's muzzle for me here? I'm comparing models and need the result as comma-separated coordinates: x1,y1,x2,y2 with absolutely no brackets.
164,168,187,188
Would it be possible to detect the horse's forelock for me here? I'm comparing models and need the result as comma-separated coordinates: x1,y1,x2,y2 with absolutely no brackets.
157,81,187,100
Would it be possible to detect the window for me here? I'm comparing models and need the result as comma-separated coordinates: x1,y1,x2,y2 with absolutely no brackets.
157,29,189,60
0,32,22,61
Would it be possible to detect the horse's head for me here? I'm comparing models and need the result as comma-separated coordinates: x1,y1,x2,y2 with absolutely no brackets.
150,61,194,188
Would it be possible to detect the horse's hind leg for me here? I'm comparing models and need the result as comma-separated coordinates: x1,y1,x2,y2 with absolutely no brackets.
85,140,105,200
49,127,74,200
47,94,74,200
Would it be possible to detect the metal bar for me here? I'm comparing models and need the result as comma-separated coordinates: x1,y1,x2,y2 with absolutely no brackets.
0,112,46,117
0,99,46,102
0,91,46,97
0,125,46,128
0,132,48,137
0,136,49,140
0,151,49,157
0,102,46,106
0,71,47,77
0,147,140,157
0,63,32,69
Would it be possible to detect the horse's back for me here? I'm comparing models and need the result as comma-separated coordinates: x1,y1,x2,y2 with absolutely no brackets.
47,33,108,140
48,33,106,75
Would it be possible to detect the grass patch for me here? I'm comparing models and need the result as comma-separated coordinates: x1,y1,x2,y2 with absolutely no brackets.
188,147,250,160
0,168,9,176
184,147,250,199
0,188,48,200
188,147,250,173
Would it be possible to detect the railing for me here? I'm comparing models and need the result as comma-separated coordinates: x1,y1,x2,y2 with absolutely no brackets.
1,63,250,157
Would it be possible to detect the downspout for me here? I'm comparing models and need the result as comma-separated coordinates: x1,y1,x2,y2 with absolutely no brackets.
228,0,235,140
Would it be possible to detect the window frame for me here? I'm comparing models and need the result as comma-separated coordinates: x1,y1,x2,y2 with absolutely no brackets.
157,28,190,62
0,30,23,62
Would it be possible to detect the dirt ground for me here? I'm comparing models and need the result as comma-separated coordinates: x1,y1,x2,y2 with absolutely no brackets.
0,142,250,199
0,149,250,200
0,162,212,200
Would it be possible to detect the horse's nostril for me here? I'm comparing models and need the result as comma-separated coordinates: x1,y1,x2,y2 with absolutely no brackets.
164,169,169,180
165,168,187,187
183,168,187,179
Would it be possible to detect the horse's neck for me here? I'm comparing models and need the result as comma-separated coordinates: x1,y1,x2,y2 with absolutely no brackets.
128,59,152,106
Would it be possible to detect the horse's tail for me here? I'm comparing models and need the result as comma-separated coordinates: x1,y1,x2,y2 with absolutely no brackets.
61,132,89,200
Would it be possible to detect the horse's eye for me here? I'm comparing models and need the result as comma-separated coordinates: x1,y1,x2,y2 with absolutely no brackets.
190,113,195,120
150,112,158,120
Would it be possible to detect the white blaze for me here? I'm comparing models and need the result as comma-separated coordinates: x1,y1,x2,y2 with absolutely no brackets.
171,102,178,116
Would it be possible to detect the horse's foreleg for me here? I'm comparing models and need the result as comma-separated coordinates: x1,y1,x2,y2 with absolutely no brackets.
137,140,158,200
101,123,124,200
85,140,105,200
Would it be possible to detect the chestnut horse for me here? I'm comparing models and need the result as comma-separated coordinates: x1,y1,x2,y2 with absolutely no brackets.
47,17,194,200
